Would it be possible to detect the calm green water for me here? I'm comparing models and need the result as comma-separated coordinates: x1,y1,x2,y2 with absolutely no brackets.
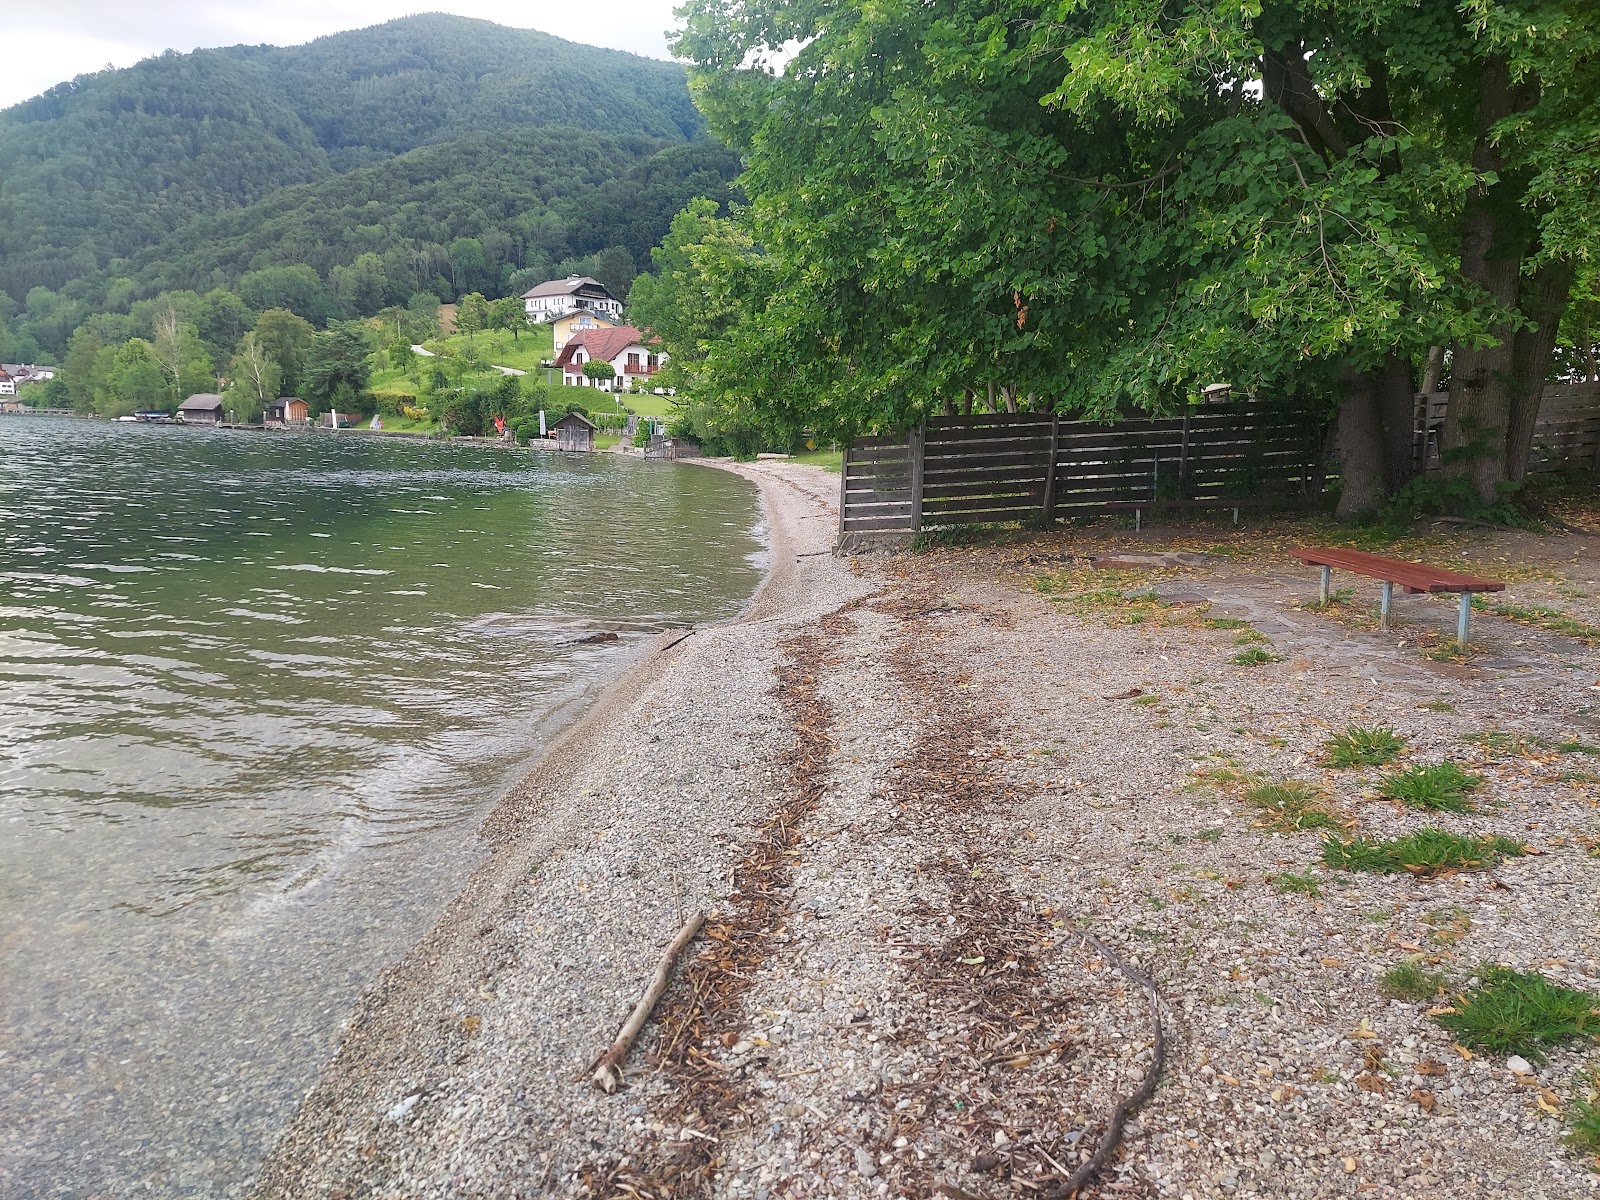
0,419,765,1198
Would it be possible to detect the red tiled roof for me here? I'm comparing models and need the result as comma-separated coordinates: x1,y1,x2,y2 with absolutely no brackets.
552,326,656,370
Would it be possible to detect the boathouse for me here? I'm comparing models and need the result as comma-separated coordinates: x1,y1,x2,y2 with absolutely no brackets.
551,410,597,453
178,394,225,424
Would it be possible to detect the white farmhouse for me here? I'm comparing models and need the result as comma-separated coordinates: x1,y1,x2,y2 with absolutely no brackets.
552,326,665,391
520,275,623,324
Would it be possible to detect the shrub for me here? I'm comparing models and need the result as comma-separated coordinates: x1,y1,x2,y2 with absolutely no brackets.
1436,966,1600,1062
1379,762,1485,813
1322,726,1406,769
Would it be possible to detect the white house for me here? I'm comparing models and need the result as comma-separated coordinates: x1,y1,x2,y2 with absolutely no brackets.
552,326,665,391
0,371,14,397
521,275,623,324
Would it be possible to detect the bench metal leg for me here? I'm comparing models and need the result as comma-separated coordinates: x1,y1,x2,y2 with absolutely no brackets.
1458,592,1471,645
1380,581,1393,628
1319,565,1331,606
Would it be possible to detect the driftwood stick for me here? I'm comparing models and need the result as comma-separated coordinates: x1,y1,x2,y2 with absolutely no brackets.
1043,933,1166,1198
592,911,706,1093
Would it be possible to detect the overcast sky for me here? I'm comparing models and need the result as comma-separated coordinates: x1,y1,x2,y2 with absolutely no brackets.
1,2,685,109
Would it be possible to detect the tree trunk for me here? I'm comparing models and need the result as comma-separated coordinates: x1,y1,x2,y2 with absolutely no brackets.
942,394,955,418
1374,353,1418,491
1335,367,1389,520
1003,385,1017,414
986,381,997,413
1505,260,1574,481
1438,56,1539,503
1419,345,1445,395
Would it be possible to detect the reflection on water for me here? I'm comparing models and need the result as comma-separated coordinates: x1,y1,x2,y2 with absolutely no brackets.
0,419,764,1198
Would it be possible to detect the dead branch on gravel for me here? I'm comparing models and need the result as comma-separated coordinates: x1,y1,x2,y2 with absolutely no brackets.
593,911,707,1093
584,612,856,1198
1041,934,1166,1199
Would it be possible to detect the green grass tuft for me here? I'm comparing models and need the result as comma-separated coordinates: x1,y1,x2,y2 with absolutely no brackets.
1271,871,1321,897
1243,780,1342,832
1379,762,1485,813
1202,617,1250,630
1320,829,1525,876
1380,959,1451,1002
1231,647,1280,666
1322,725,1407,769
1567,1076,1600,1156
1436,965,1600,1062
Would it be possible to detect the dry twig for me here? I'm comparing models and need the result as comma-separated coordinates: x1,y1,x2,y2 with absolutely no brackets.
593,911,707,1093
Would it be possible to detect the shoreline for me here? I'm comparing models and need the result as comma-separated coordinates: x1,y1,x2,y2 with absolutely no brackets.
249,457,861,1197
248,477,1600,1199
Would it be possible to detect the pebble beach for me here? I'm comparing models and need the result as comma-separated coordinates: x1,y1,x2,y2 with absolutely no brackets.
250,461,1600,1199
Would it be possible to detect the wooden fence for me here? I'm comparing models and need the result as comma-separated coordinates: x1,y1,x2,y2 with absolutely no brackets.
840,401,1326,537
1414,381,1600,475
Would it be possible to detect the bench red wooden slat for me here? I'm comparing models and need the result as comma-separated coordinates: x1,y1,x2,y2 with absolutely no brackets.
1291,546,1505,594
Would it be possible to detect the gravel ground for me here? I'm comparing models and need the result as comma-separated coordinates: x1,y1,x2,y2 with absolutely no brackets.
251,490,1600,1200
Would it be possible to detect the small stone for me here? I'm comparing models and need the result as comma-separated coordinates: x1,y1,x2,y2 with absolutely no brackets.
732,1040,755,1055
1506,1055,1533,1076
994,1130,1010,1148
855,1147,878,1178
1343,1157,1358,1174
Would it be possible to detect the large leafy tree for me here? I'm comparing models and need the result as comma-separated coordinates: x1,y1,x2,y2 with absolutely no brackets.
672,0,1599,512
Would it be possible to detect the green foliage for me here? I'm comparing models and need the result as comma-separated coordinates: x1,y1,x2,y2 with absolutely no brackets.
665,0,1600,497
582,359,616,381
1321,830,1526,876
1436,966,1600,1062
1377,477,1527,528
1322,726,1407,769
302,324,372,404
1380,959,1452,1003
1379,762,1485,814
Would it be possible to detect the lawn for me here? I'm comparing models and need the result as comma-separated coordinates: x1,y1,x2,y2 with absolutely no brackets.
618,389,680,418
790,446,844,472
420,326,554,373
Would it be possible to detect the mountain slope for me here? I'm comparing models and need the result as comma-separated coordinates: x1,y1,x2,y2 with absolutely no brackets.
0,15,704,303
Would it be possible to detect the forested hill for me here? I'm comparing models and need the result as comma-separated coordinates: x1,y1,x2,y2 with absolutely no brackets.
0,14,711,320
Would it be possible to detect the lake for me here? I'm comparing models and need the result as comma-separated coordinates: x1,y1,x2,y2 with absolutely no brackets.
0,419,765,1198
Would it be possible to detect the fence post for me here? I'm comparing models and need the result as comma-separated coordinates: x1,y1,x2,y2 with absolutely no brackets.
1178,410,1191,500
838,442,850,535
1041,413,1060,524
909,427,925,533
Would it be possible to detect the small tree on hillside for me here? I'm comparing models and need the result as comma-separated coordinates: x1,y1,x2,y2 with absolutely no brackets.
488,296,526,341
456,292,490,341
582,360,616,389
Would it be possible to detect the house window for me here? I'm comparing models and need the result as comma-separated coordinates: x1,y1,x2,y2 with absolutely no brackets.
626,353,643,372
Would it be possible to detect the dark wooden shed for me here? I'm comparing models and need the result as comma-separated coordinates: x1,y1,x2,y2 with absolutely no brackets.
551,410,597,453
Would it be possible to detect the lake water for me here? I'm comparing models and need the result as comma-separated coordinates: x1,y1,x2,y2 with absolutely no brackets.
0,419,765,1199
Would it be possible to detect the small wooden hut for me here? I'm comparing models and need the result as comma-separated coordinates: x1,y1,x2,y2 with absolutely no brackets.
551,410,597,452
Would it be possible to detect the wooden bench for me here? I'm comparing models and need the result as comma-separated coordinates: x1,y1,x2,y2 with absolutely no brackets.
1291,547,1506,644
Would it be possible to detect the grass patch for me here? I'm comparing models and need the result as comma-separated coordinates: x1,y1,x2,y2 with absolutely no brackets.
1421,700,1455,713
1202,617,1250,630
1322,725,1407,769
1321,829,1525,876
1557,740,1600,756
1035,569,1203,629
1567,1075,1600,1156
1380,959,1452,1002
1307,587,1357,610
1271,871,1321,897
1378,762,1485,813
1478,599,1600,646
1243,780,1343,832
1231,647,1280,666
789,447,843,472
1436,965,1600,1062
1233,629,1269,645
1133,694,1161,707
